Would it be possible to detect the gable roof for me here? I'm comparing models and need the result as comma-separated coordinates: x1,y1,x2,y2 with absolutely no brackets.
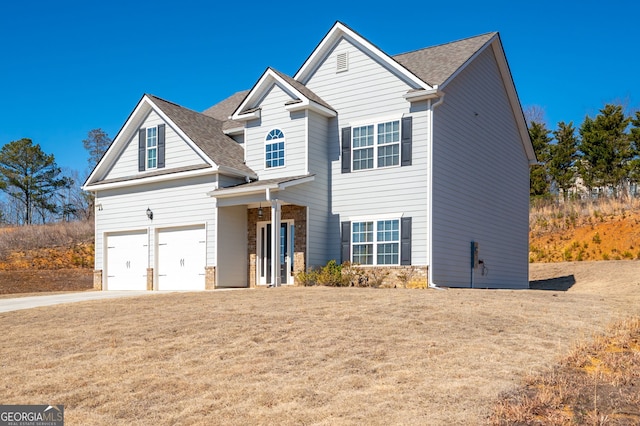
294,21,432,91
231,67,336,120
146,95,254,175
393,32,497,88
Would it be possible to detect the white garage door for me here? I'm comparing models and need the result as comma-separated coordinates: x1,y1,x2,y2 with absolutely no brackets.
106,231,148,290
157,226,206,291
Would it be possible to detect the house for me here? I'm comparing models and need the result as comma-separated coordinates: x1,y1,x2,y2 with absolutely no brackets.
83,22,536,290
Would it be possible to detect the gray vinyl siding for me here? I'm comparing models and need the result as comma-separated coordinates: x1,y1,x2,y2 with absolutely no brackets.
431,47,529,288
245,84,306,178
94,174,218,271
217,205,248,287
303,37,429,266
278,111,333,267
104,110,207,180
304,37,418,124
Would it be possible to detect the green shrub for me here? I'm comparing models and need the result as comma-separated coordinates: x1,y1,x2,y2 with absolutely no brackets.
316,260,346,287
296,268,318,286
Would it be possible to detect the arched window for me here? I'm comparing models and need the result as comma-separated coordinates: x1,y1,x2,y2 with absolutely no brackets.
265,129,285,168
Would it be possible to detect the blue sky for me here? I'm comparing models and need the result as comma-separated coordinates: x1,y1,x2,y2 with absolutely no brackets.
1,0,638,176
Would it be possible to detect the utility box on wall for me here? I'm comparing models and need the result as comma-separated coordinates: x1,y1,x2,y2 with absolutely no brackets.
471,241,479,269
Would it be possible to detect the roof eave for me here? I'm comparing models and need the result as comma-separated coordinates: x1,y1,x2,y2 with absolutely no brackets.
285,100,337,117
403,88,442,103
83,166,217,192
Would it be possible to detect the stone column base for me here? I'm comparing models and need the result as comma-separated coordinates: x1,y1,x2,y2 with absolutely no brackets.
93,270,103,290
147,268,154,291
205,266,216,290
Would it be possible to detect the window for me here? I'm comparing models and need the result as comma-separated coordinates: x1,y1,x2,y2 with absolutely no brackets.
146,127,157,169
352,221,373,264
352,120,399,170
377,121,400,167
265,129,285,168
351,219,400,265
352,125,374,170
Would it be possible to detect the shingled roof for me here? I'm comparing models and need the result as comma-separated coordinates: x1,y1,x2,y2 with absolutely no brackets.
269,68,334,112
202,90,249,132
393,32,497,87
147,95,255,175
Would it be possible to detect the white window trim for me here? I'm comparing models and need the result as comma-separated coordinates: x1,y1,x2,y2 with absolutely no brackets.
265,128,286,169
349,116,402,172
146,126,158,170
350,217,401,266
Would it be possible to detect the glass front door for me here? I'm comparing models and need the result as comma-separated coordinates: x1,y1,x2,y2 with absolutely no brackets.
258,221,294,285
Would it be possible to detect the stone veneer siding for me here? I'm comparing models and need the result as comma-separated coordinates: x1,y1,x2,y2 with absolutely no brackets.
93,270,103,290
205,266,216,289
247,205,307,287
146,268,154,290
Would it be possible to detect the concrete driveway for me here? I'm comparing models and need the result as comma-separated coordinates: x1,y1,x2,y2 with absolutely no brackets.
0,291,165,313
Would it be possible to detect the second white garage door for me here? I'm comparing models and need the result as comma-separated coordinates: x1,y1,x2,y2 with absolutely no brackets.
157,226,206,291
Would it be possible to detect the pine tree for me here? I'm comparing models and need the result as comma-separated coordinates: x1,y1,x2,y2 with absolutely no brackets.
577,104,632,196
528,121,552,198
549,122,578,199
0,138,71,224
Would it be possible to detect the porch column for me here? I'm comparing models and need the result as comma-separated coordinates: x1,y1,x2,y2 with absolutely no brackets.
270,199,282,286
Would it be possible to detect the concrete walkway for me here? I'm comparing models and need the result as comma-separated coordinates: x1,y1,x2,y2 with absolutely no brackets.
0,291,167,313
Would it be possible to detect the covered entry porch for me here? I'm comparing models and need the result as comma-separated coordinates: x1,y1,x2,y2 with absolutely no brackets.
210,176,311,288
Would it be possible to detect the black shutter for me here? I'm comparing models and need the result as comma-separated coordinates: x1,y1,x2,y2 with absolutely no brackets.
400,217,412,265
401,116,412,166
157,124,166,168
341,221,351,263
341,127,351,173
138,128,146,171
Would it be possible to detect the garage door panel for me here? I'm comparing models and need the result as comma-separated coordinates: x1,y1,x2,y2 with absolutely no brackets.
157,226,206,291
106,232,147,291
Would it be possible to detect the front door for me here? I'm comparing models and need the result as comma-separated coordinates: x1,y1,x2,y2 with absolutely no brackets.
258,221,294,285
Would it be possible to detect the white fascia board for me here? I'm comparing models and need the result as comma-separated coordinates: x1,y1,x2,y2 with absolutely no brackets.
209,182,279,198
82,167,217,192
231,69,295,120
403,88,441,103
490,41,536,164
294,22,432,90
223,126,245,135
278,175,315,189
233,109,261,121
439,34,497,90
84,97,151,186
217,165,257,180
285,100,336,117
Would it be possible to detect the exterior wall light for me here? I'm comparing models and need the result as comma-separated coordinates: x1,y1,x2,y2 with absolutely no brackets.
258,203,263,219
146,207,153,220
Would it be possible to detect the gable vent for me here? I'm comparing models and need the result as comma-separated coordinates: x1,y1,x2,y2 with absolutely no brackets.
336,52,349,73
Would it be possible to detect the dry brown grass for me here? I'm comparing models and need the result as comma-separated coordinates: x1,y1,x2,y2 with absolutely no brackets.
0,261,639,425
490,317,640,425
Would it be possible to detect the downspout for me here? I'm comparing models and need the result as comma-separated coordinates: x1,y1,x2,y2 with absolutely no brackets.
427,94,445,289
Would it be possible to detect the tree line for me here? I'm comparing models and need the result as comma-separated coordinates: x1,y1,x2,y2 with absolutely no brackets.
529,103,640,200
0,129,110,225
